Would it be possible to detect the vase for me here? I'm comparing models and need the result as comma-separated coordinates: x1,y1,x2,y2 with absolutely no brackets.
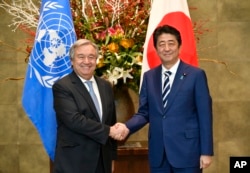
113,85,135,123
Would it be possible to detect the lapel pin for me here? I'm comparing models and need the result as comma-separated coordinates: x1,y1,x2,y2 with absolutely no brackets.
180,73,187,80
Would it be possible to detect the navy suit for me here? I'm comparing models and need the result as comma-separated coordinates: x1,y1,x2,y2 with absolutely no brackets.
52,71,117,173
126,61,213,170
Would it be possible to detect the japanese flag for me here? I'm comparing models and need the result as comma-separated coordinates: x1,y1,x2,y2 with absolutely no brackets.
141,0,197,86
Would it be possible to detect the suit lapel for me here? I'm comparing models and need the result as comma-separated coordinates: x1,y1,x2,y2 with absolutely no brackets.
70,72,101,122
164,61,190,112
150,66,165,113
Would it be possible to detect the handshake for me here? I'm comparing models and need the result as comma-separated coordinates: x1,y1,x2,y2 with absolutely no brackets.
109,123,130,141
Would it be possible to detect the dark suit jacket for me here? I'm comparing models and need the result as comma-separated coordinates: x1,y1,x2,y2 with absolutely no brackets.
126,60,213,168
52,71,117,173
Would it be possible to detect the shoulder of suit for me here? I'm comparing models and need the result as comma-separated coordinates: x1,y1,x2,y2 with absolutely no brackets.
145,65,161,74
180,61,204,71
94,75,112,86
54,71,79,86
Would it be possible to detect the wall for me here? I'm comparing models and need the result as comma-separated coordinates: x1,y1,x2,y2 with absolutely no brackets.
0,0,250,173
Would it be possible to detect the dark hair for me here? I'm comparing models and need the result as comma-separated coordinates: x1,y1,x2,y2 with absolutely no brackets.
153,25,182,48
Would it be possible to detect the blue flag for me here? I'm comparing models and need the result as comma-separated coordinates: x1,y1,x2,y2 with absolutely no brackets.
22,0,76,160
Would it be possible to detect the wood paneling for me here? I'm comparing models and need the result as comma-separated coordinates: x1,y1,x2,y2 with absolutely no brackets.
114,141,149,173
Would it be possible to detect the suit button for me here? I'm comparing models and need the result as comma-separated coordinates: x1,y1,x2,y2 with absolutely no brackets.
163,116,166,119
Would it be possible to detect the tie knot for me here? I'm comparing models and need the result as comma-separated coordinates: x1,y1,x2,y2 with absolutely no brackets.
86,80,92,84
85,81,93,91
164,71,172,77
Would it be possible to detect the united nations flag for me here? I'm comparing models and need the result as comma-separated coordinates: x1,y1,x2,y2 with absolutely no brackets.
22,0,76,160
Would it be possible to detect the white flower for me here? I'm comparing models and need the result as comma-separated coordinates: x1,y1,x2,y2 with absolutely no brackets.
106,67,133,84
121,68,133,83
107,67,123,85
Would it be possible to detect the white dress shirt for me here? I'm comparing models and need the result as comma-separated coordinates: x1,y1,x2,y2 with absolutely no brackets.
161,59,180,91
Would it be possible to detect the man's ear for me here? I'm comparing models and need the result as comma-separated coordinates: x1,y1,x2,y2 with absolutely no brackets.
178,45,182,53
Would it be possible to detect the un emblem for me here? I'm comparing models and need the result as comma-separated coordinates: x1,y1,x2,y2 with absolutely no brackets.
29,2,75,88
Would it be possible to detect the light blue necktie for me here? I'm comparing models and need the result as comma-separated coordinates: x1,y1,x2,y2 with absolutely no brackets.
85,81,101,120
162,71,172,108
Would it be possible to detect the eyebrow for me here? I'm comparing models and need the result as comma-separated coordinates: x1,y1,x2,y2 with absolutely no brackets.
76,53,96,57
159,40,175,44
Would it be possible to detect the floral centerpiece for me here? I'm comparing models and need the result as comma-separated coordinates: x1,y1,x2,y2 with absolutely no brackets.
71,0,151,92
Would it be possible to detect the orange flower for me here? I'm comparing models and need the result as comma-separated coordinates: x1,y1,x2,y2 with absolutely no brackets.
107,42,119,53
97,56,105,68
135,55,143,64
120,38,134,49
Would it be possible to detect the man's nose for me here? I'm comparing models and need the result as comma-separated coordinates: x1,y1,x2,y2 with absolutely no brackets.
164,44,171,50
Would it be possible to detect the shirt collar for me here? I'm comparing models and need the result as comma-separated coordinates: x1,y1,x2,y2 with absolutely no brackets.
78,75,95,84
162,59,180,75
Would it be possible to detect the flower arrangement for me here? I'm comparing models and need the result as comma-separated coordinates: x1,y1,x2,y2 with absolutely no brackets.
71,0,152,92
0,0,151,92
1,0,235,88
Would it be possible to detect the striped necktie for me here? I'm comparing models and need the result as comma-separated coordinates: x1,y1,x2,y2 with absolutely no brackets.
162,71,172,108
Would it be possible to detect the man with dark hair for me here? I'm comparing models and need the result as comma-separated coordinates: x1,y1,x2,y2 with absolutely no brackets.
116,25,214,173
